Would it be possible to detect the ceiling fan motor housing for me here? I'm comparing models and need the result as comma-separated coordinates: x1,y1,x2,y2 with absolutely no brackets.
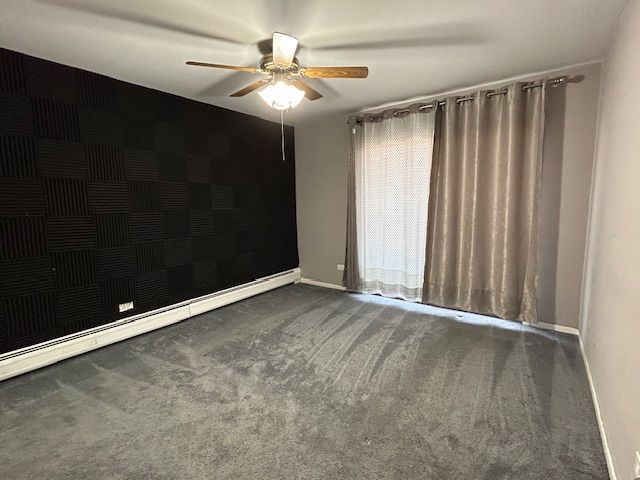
260,54,300,74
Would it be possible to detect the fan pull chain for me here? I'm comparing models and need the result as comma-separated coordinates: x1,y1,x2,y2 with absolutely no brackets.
280,109,286,161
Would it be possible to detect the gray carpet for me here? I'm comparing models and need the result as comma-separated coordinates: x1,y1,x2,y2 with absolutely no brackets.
0,284,608,479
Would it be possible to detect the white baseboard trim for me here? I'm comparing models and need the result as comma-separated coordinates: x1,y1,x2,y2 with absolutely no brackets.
0,268,301,382
579,336,617,480
300,277,346,291
189,269,300,316
523,321,580,336
528,321,615,477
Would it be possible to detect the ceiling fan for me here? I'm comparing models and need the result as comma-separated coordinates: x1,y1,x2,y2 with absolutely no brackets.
186,32,369,110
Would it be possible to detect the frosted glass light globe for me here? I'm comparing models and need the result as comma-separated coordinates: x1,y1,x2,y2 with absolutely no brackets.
258,80,305,110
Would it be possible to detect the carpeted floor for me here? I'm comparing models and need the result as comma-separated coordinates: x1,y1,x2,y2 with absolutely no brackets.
0,284,608,479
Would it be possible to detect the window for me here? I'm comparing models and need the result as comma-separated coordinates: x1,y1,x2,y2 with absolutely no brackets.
355,110,436,301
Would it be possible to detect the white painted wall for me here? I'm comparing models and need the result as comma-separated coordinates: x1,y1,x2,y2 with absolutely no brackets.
295,116,350,285
580,1,640,478
538,62,602,329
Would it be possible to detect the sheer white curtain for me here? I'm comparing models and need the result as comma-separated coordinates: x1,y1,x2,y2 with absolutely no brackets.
354,110,436,301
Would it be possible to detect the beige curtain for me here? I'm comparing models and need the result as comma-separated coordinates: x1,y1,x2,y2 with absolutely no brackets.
343,122,361,291
423,83,545,323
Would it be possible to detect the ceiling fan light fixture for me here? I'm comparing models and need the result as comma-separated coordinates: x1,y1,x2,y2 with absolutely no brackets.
258,79,305,111
187,32,368,107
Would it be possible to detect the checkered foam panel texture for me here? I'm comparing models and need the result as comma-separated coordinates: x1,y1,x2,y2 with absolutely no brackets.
0,48,298,354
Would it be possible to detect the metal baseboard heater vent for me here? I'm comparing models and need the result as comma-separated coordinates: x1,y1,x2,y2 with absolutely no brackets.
0,268,301,381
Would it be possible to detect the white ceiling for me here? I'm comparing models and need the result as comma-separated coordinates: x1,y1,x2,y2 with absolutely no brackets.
0,0,625,125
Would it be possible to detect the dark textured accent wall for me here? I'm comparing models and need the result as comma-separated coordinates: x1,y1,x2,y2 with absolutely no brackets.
0,48,298,354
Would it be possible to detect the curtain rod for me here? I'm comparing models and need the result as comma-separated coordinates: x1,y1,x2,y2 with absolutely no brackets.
350,75,568,124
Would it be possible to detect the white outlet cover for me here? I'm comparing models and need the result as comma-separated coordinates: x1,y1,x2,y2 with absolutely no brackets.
337,264,345,271
634,449,640,478
119,302,134,313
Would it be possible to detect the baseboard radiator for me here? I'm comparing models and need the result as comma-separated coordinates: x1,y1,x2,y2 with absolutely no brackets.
0,268,301,381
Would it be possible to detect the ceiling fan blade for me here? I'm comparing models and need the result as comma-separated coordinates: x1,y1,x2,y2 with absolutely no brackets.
230,79,271,97
300,66,369,79
289,79,323,101
186,61,263,74
272,32,298,66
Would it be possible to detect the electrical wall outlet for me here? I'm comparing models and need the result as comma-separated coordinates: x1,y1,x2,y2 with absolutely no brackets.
337,264,345,271
633,449,640,479
119,301,134,313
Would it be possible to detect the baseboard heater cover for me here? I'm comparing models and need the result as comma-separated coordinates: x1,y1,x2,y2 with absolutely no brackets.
0,268,301,381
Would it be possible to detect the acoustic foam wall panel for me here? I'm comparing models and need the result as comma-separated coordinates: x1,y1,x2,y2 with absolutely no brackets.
0,48,298,353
